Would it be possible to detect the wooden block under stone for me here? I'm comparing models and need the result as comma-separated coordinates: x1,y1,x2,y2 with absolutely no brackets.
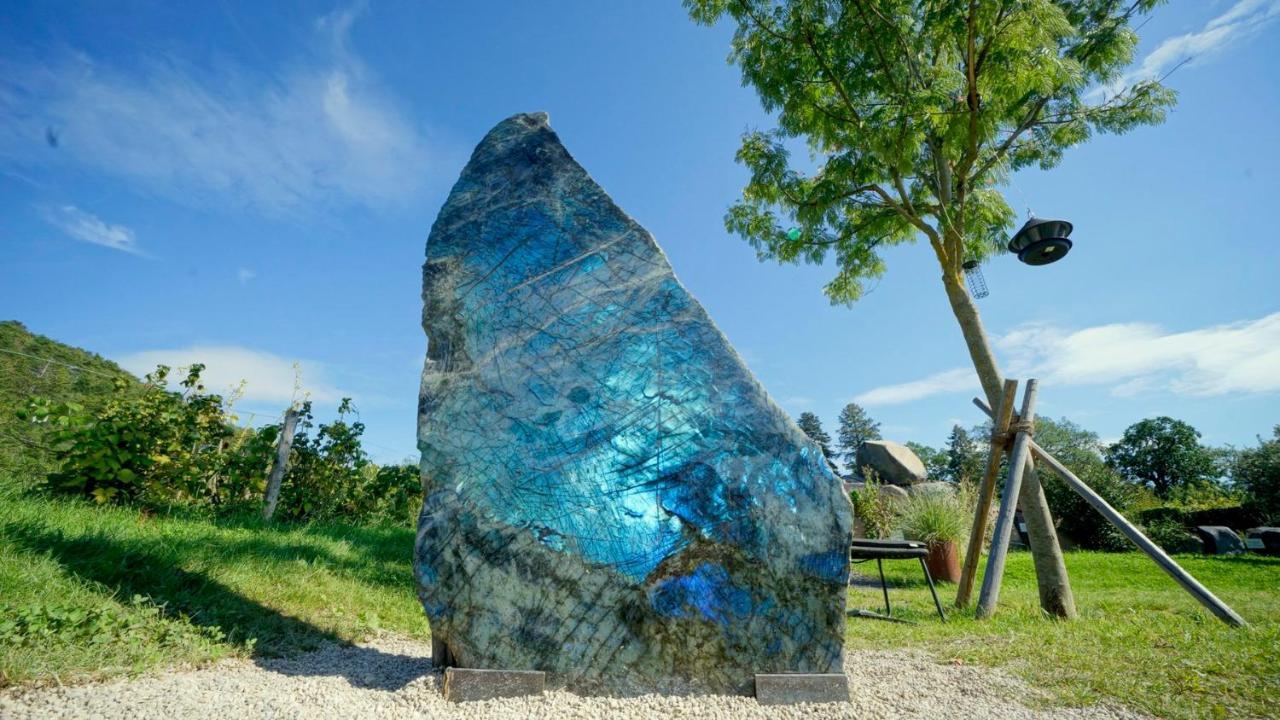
443,668,546,702
754,673,850,705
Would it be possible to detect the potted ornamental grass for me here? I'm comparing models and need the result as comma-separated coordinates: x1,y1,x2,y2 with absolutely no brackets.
899,483,976,583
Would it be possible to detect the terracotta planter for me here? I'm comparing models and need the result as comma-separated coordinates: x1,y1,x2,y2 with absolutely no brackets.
924,540,962,583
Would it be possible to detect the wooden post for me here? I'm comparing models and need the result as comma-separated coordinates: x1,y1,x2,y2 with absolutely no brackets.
1028,440,1247,627
975,379,1039,619
955,379,1018,608
970,391,1076,618
262,408,300,521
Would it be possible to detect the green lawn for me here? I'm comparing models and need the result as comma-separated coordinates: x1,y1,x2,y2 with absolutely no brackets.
846,551,1280,720
3,486,1277,719
0,485,427,687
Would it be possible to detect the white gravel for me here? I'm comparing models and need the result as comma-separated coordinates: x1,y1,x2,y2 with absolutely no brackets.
0,635,1147,719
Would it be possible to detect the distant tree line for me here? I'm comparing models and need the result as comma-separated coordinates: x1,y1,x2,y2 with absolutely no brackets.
797,404,1279,550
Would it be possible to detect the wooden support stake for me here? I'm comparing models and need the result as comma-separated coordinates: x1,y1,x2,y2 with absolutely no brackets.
262,408,300,521
975,380,1039,619
1028,440,1247,627
955,379,1018,608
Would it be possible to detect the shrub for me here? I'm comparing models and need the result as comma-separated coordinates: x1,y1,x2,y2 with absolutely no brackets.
1142,518,1203,554
22,365,417,525
898,482,973,546
1233,426,1280,523
851,470,898,539
1034,416,1153,551
22,365,271,506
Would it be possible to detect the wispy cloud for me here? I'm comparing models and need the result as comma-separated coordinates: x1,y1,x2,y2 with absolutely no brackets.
999,313,1280,398
43,205,141,255
776,395,814,410
853,312,1280,406
1,4,436,216
115,345,346,405
1093,0,1280,99
854,368,978,407
237,268,256,285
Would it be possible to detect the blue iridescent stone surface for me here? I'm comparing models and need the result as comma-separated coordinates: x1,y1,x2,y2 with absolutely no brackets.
414,113,852,694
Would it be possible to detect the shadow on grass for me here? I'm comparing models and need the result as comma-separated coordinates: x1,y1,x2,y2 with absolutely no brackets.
2,521,430,690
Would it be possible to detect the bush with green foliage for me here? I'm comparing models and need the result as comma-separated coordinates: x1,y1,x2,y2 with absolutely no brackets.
899,482,975,546
1233,426,1280,523
851,470,899,539
0,320,137,483
1033,417,1153,551
22,363,417,525
22,365,276,507
1141,518,1203,554
272,399,419,524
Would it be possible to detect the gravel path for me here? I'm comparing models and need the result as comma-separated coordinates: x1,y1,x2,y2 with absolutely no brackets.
0,635,1147,719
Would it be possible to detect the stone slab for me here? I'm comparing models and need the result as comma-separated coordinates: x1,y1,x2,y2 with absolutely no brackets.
754,673,850,705
443,668,546,703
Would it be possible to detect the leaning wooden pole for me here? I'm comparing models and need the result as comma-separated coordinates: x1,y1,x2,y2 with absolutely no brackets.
955,378,1018,608
975,379,1039,619
1028,440,1248,627
262,407,300,521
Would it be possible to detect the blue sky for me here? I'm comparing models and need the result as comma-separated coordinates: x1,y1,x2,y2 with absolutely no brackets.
2,1,1278,464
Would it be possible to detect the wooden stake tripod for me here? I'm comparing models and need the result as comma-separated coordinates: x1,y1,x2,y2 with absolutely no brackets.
954,379,1247,627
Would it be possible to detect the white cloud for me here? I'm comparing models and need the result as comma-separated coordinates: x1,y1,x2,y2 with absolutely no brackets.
854,367,978,407
999,313,1280,398
115,345,346,405
853,312,1280,406
43,205,141,254
1093,0,1280,99
237,268,256,285
1,4,433,216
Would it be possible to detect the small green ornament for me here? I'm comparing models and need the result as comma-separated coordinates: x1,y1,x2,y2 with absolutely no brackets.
786,227,802,242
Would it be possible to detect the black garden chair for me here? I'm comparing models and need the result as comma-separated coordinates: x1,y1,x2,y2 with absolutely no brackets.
848,538,947,623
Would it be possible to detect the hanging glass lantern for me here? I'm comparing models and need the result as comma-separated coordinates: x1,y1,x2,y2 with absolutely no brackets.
1007,216,1073,265
962,259,989,299
786,227,803,242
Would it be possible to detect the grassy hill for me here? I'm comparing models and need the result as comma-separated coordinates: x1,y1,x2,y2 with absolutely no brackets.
0,321,138,483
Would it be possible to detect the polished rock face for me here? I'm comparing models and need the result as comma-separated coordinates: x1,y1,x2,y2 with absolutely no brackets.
414,113,851,694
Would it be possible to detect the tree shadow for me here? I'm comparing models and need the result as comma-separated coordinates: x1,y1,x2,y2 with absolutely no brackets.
2,521,431,690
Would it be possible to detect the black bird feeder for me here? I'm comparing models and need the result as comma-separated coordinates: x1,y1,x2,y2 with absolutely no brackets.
1008,216,1073,266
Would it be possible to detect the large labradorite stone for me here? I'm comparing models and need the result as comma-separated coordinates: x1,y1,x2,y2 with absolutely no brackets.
414,113,851,695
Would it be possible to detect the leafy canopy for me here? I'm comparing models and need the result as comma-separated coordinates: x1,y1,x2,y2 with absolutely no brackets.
687,0,1174,301
1106,416,1221,499
1231,425,1280,523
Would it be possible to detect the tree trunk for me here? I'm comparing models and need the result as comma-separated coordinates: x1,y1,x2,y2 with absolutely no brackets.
941,272,1077,619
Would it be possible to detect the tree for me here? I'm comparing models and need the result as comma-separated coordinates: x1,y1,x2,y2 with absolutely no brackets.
1233,426,1280,523
685,0,1172,618
836,402,881,469
943,425,984,484
796,411,836,464
1106,416,1220,499
1035,416,1148,550
906,441,947,480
